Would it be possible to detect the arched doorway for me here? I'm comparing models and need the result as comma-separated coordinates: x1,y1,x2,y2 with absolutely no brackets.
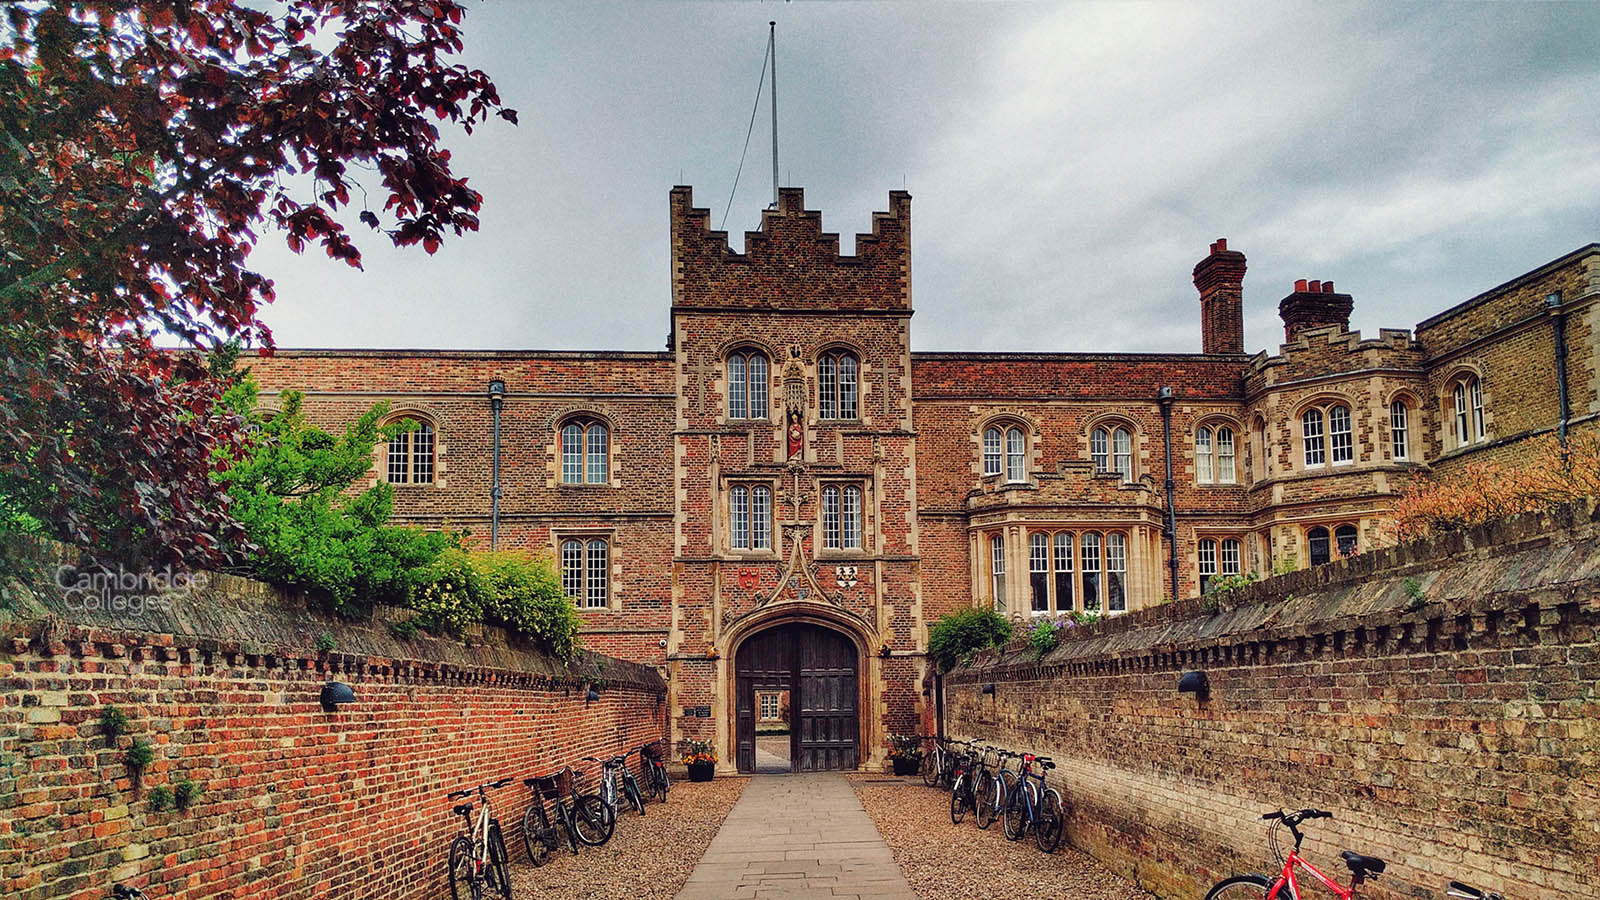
734,622,859,772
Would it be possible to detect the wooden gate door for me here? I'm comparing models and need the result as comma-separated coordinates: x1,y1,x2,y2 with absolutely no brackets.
735,623,859,772
734,627,795,773
795,625,858,771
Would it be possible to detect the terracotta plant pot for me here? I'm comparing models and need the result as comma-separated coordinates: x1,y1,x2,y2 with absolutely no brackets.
687,761,715,782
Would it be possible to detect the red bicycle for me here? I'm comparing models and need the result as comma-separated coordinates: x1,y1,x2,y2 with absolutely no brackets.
1206,808,1387,900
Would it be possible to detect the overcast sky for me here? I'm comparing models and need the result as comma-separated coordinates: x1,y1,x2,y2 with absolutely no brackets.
251,1,1600,355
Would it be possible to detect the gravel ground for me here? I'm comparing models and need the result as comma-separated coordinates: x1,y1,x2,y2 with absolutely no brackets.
507,776,749,900
848,774,1155,900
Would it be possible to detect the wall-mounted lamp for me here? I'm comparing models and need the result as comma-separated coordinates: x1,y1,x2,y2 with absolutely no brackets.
879,644,892,658
488,379,506,550
585,686,600,704
981,683,996,696
320,681,356,712
1178,670,1210,702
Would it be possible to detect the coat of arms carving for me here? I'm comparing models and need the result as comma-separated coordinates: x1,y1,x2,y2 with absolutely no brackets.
835,565,859,589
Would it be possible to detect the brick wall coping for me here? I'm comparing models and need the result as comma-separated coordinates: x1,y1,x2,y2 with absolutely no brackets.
950,499,1600,682
911,351,1251,363
0,536,665,693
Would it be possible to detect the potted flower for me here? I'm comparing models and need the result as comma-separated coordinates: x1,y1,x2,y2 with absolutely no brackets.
682,740,717,781
886,733,924,776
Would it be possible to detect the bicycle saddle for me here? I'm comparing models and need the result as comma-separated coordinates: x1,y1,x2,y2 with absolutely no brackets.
1035,756,1056,769
452,803,472,816
1341,851,1386,879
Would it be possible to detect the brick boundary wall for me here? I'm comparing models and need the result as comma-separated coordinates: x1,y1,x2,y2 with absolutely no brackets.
0,538,667,900
946,503,1599,900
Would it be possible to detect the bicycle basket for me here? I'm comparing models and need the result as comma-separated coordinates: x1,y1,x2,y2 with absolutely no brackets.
531,768,573,799
640,741,664,761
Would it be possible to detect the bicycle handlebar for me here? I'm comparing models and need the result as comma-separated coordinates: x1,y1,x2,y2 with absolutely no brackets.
1262,808,1332,823
113,888,146,900
448,777,513,800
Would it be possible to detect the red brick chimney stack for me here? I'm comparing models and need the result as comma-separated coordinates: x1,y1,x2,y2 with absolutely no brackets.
1279,277,1354,341
1193,238,1247,354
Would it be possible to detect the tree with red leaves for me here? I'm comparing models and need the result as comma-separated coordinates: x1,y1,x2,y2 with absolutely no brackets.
0,1,514,567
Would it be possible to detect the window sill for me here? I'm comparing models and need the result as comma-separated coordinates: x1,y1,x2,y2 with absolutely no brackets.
557,482,615,489
726,549,779,560
817,549,871,559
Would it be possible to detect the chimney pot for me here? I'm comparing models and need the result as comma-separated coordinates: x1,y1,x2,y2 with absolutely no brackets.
1215,238,1227,252
1295,279,1308,292
1308,280,1321,293
1322,280,1334,293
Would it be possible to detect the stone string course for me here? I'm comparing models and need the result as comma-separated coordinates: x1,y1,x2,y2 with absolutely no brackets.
945,503,1600,900
0,538,667,900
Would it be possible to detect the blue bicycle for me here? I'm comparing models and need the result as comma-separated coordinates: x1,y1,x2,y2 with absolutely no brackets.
1001,752,1064,852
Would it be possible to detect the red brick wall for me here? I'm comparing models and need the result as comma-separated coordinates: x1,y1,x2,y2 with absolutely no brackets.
944,504,1600,900
1,551,667,900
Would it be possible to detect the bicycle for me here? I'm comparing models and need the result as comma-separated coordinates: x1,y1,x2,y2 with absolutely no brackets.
948,744,980,824
1204,808,1386,900
446,777,515,900
639,741,671,803
971,745,1007,830
1447,882,1503,900
1000,752,1064,852
921,736,969,789
112,889,147,899
584,751,647,817
521,767,613,866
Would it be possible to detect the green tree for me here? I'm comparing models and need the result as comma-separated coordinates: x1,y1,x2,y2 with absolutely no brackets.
927,608,1014,673
216,383,454,616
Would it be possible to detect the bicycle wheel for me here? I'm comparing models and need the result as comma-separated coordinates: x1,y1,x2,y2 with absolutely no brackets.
486,821,513,899
1035,789,1064,853
1002,780,1035,841
949,773,968,824
975,770,998,829
522,803,554,867
447,836,481,900
921,750,939,787
1205,875,1278,900
623,777,646,816
573,793,615,846
658,766,670,802
555,802,580,854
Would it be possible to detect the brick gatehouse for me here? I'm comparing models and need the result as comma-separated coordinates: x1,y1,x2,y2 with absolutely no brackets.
248,186,1598,771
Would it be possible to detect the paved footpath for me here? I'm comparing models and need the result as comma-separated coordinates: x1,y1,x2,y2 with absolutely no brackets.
674,774,917,900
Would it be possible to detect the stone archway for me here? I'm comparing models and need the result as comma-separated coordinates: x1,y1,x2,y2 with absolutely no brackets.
732,621,860,773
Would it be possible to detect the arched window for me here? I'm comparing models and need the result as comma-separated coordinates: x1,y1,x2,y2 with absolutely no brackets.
1028,533,1050,613
818,350,859,420
1106,533,1127,613
1334,524,1358,558
1005,427,1027,483
1307,526,1331,566
561,538,609,608
1301,409,1325,468
821,484,864,550
1390,401,1410,461
982,427,1003,476
1196,425,1238,485
386,418,435,484
1092,425,1134,482
560,419,609,484
1255,416,1270,479
989,534,1006,612
1328,405,1352,464
730,484,773,550
1198,536,1244,594
1452,376,1485,447
1198,538,1217,594
1053,533,1074,613
727,350,769,420
1081,532,1102,612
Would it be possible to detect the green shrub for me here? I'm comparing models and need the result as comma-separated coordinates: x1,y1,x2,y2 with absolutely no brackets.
473,551,581,661
173,780,203,810
409,548,490,633
146,785,173,811
100,705,129,745
124,739,154,771
927,608,1013,673
1026,611,1101,659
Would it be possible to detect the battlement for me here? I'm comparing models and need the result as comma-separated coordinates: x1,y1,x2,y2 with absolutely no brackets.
669,186,912,312
1245,323,1422,389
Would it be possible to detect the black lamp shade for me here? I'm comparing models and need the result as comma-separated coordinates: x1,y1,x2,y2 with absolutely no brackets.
1178,670,1209,699
320,681,356,711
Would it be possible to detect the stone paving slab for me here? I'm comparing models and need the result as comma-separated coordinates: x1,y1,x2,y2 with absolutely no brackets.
673,774,918,900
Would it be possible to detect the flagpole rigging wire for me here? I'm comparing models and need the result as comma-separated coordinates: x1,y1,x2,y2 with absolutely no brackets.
720,29,773,231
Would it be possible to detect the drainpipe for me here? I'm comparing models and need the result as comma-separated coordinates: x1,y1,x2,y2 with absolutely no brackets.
1546,292,1571,463
1158,386,1180,600
488,379,505,549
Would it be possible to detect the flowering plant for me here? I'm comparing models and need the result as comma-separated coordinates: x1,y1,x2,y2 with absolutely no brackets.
681,740,716,766
1028,611,1101,658
886,733,923,761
